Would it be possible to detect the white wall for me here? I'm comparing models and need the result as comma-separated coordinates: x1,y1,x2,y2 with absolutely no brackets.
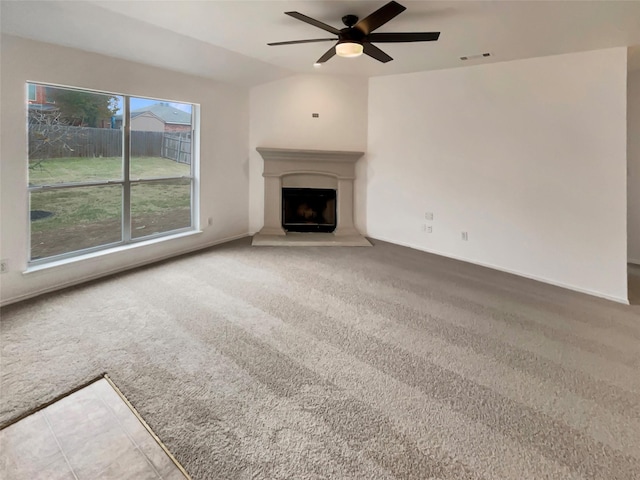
628,70,640,264
367,48,628,303
248,74,368,233
0,35,250,305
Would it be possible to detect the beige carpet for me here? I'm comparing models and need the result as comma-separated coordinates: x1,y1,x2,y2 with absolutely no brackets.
1,237,639,479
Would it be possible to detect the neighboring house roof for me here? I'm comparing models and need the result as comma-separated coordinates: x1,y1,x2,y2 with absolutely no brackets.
131,103,191,125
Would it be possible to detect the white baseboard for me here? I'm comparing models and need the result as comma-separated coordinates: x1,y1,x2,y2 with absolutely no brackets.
0,232,250,307
368,235,630,305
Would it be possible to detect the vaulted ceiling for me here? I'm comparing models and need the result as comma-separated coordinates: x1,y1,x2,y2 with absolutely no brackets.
2,1,639,87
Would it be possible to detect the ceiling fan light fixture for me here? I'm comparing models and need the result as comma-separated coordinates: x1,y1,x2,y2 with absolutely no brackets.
335,42,363,58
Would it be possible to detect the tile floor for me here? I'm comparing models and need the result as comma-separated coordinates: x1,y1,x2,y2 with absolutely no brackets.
0,378,188,480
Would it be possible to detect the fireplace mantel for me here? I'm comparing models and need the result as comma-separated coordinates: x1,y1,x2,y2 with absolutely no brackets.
257,147,364,181
253,147,370,246
257,147,364,165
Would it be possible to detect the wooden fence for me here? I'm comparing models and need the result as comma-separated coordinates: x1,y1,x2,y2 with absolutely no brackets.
28,126,191,165
162,132,191,164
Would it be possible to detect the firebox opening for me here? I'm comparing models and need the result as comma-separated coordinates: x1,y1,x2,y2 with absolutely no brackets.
282,188,337,233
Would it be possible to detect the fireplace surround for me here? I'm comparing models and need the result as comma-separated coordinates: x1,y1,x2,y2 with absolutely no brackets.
252,147,371,246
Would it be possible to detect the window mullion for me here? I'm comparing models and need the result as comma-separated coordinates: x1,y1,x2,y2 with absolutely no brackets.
122,96,131,242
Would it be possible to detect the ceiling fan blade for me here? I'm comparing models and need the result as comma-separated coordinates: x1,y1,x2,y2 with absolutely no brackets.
316,45,338,63
368,32,440,42
363,42,393,63
268,38,337,46
285,11,341,35
354,1,406,35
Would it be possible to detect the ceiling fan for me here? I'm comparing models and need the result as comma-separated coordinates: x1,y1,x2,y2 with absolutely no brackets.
267,1,440,64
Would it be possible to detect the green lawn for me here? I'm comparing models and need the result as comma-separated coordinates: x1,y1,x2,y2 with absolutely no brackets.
29,156,190,185
29,156,192,259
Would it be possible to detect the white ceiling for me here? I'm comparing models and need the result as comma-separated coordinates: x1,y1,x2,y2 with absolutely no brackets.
2,0,640,87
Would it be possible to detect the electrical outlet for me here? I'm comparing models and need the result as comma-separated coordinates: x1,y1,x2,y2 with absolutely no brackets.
461,232,468,241
421,224,427,232
207,217,213,226
425,212,434,221
0,259,8,274
427,226,433,233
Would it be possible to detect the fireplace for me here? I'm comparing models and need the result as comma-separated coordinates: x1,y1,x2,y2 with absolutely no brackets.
282,188,336,232
253,147,370,246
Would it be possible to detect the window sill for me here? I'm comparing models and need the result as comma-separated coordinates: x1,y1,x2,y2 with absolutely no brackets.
24,229,203,275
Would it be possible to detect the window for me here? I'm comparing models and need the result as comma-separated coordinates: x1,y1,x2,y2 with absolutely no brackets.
27,83,197,264
28,84,36,101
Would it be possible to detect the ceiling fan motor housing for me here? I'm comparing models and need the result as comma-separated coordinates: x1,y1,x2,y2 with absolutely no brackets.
342,14,359,27
338,28,365,44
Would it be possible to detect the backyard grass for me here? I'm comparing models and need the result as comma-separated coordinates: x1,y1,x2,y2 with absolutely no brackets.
29,156,192,259
29,156,190,185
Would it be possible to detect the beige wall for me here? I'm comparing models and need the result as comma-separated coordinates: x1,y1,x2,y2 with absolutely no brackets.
629,70,640,264
367,48,629,303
